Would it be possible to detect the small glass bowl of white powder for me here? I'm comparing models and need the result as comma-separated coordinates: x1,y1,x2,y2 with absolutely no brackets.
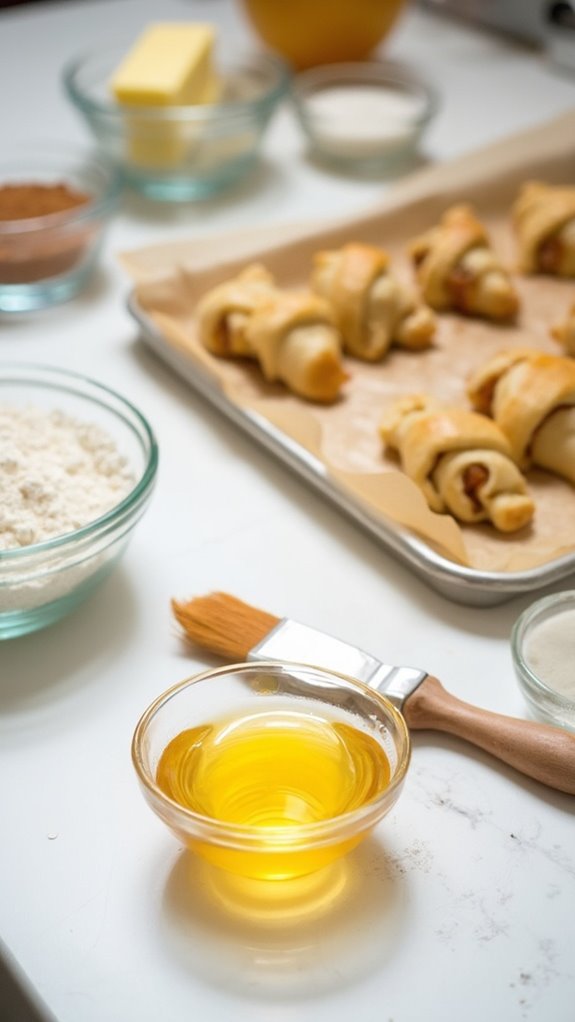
511,591,575,732
0,364,158,639
290,60,437,172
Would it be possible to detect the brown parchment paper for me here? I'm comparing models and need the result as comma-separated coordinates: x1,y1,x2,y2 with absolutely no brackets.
122,110,575,572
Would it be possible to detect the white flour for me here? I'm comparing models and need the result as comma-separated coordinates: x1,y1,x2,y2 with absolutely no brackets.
0,405,138,615
0,405,134,551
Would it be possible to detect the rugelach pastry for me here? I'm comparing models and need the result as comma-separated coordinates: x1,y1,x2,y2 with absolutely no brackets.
409,204,519,321
244,289,348,403
467,348,575,483
551,304,575,357
379,394,534,532
196,266,347,402
196,263,275,357
513,181,575,276
311,241,436,361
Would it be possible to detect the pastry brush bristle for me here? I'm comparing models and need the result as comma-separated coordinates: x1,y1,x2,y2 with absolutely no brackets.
171,591,280,661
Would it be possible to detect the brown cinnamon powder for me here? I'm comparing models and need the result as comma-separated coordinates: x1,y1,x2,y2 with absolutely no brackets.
0,182,90,220
0,181,94,284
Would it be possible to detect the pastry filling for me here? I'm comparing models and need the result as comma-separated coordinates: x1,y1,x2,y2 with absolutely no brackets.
447,262,475,312
218,310,247,356
429,455,489,513
463,462,489,510
538,234,563,274
216,316,233,354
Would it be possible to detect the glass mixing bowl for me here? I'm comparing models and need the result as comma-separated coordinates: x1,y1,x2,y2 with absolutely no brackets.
63,45,289,201
132,661,410,881
0,143,120,312
511,591,575,732
0,364,158,639
290,60,437,172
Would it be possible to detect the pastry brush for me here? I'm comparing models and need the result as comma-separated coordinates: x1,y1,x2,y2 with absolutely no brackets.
172,591,575,796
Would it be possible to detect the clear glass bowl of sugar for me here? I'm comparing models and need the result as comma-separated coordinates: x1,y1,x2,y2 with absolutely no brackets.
511,591,575,732
0,364,158,639
290,60,438,172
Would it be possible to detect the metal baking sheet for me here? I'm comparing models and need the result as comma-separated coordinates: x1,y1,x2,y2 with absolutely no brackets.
129,292,575,607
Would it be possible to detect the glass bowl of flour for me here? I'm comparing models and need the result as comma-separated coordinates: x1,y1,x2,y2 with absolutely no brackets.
0,364,158,639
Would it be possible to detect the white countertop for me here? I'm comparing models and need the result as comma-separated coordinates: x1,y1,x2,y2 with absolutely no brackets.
1,2,575,1021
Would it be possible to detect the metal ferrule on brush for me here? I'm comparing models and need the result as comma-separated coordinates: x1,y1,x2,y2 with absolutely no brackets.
248,618,428,710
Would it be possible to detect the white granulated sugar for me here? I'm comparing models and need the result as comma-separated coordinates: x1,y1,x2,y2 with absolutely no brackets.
0,405,135,551
524,608,575,699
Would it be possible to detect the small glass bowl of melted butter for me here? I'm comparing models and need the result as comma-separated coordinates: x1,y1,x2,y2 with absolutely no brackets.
132,661,410,881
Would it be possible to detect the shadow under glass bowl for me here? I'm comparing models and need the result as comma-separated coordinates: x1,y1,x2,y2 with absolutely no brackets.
0,364,158,639
0,144,121,313
132,660,410,881
63,46,289,202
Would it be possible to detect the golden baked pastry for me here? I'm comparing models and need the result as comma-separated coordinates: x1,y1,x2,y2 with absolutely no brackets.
380,394,534,531
244,290,348,402
551,304,575,357
467,348,575,484
513,181,575,276
196,264,275,357
311,241,436,361
410,204,519,321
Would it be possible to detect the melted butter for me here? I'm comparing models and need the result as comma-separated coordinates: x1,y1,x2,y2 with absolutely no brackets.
156,708,391,879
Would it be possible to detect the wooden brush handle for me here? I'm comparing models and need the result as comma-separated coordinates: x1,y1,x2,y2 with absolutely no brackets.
403,675,575,795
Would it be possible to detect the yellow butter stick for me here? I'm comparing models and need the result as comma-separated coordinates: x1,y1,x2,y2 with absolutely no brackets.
111,23,221,169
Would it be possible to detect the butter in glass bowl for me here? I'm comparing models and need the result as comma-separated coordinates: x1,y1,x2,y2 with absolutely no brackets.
63,24,289,202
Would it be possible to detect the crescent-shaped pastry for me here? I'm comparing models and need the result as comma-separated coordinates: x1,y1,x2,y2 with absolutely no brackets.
551,304,575,356
379,394,534,531
244,290,348,403
410,204,519,321
513,181,575,276
196,264,275,357
467,348,575,483
311,242,436,361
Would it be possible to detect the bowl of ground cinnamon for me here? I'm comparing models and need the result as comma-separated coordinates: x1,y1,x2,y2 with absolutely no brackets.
0,144,121,311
